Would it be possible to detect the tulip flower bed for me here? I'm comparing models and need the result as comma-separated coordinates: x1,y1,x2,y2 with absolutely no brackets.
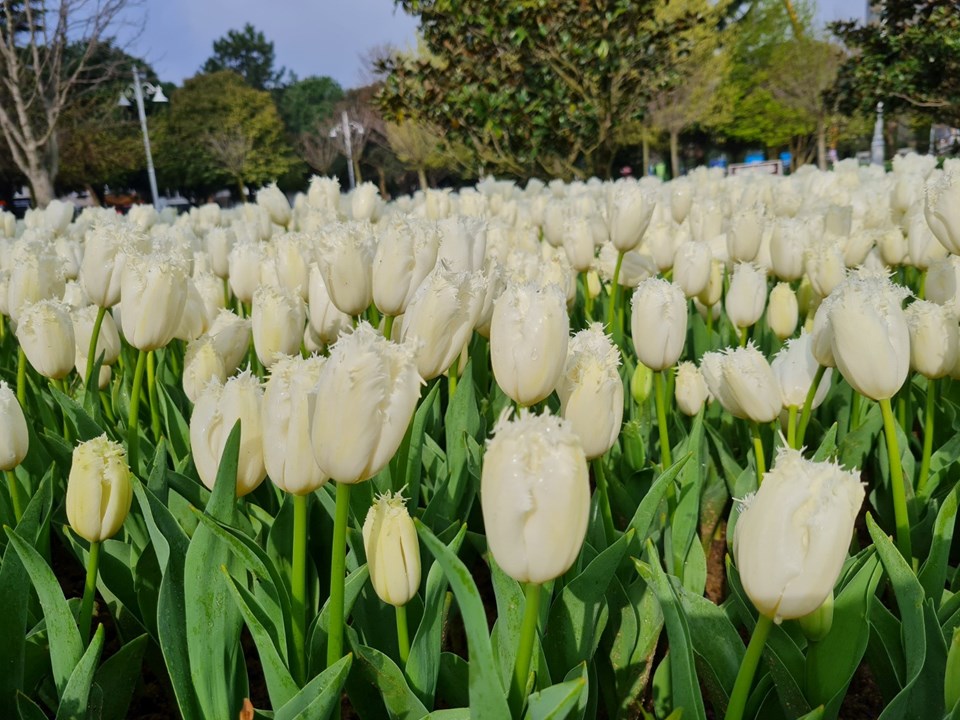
3,155,960,720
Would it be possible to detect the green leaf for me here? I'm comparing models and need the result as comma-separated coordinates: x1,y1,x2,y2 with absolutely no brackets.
4,527,83,700
635,541,707,720
395,380,440,508
543,528,634,679
351,640,430,719
49,386,106,442
625,455,690,542
407,524,467,706
867,514,948,719
804,552,882,717
415,520,511,720
838,403,882,472
523,676,588,720
812,423,838,462
436,652,470,709
156,381,192,465
92,633,148,720
0,470,52,710
602,575,661,718
490,555,526,690
183,421,247,720
54,624,105,720
224,570,299,708
274,654,352,720
307,564,370,677
16,691,49,720
918,485,958,609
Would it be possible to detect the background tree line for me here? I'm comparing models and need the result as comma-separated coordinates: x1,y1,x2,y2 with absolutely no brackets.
1,0,958,207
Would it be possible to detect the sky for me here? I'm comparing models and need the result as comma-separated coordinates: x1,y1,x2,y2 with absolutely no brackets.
131,0,867,91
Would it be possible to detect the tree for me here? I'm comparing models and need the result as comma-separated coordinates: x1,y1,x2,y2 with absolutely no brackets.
645,0,734,178
377,0,703,180
202,23,285,91
0,0,135,206
153,71,298,198
830,0,960,126
277,75,343,137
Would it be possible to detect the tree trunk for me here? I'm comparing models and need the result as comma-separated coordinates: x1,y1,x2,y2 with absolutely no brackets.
816,118,827,171
642,136,650,178
237,177,246,203
353,158,363,185
28,168,55,208
377,166,387,198
85,183,102,207
417,167,429,191
669,130,681,180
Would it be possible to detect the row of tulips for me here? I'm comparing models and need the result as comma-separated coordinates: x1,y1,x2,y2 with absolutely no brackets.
2,153,960,720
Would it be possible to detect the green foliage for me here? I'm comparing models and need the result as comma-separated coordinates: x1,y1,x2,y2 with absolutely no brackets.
202,23,286,90
830,0,960,125
378,0,704,179
278,75,344,137
153,71,299,196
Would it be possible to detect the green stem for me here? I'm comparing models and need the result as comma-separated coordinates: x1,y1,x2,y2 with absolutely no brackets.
918,378,936,496
291,493,308,686
706,305,714,339
897,393,907,435
592,457,616,547
127,349,147,475
147,351,161,441
880,397,913,562
509,582,542,717
5,469,23,524
223,277,231,308
850,391,862,434
383,314,395,341
787,405,798,450
396,604,410,667
608,251,624,337
78,540,101,645
16,346,26,408
797,365,826,448
724,613,773,720
84,306,107,390
582,272,594,321
327,482,352,668
919,270,927,301
654,370,672,469
751,422,766,487
448,361,458,400
738,325,749,348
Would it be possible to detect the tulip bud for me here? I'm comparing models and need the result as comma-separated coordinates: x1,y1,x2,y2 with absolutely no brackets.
316,222,377,316
0,381,28,470
257,183,291,228
252,285,306,369
490,282,569,406
947,628,960,711
263,355,328,495
828,274,911,401
308,263,352,345
725,262,768,330
805,236,845,298
80,224,146,308
697,259,724,308
72,304,121,368
274,233,311,300
877,227,908,267
555,324,623,459
192,271,228,329
182,336,227,403
733,448,864,621
926,256,960,321
771,333,832,408
66,435,133,543
311,322,422,483
562,216,596,272
399,266,485,380
350,183,380,222
475,260,506,339
905,300,959,379
608,182,656,252
670,182,692,225
372,215,441,317
644,222,676,272
701,343,782,423
925,170,960,255
190,371,267,496
727,206,764,262
798,592,834,642
767,283,799,340
770,219,808,282
437,217,487,274
206,227,235,279
906,210,948,270
675,361,708,416
362,491,421,606
631,362,653,405
18,299,75,380
631,278,687,371
119,251,188,351
208,309,252,374
8,242,65,323
228,239,263,305
481,410,589,583
673,241,711,298
586,270,602,300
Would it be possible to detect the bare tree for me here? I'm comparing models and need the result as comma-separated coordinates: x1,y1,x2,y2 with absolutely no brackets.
0,0,140,207
299,129,340,176
204,127,253,200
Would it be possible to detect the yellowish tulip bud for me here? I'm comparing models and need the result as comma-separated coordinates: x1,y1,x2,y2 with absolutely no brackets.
362,492,421,607
66,435,133,543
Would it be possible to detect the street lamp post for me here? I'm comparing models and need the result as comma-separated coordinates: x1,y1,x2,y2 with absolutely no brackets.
329,110,364,190
870,101,885,167
119,67,167,207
